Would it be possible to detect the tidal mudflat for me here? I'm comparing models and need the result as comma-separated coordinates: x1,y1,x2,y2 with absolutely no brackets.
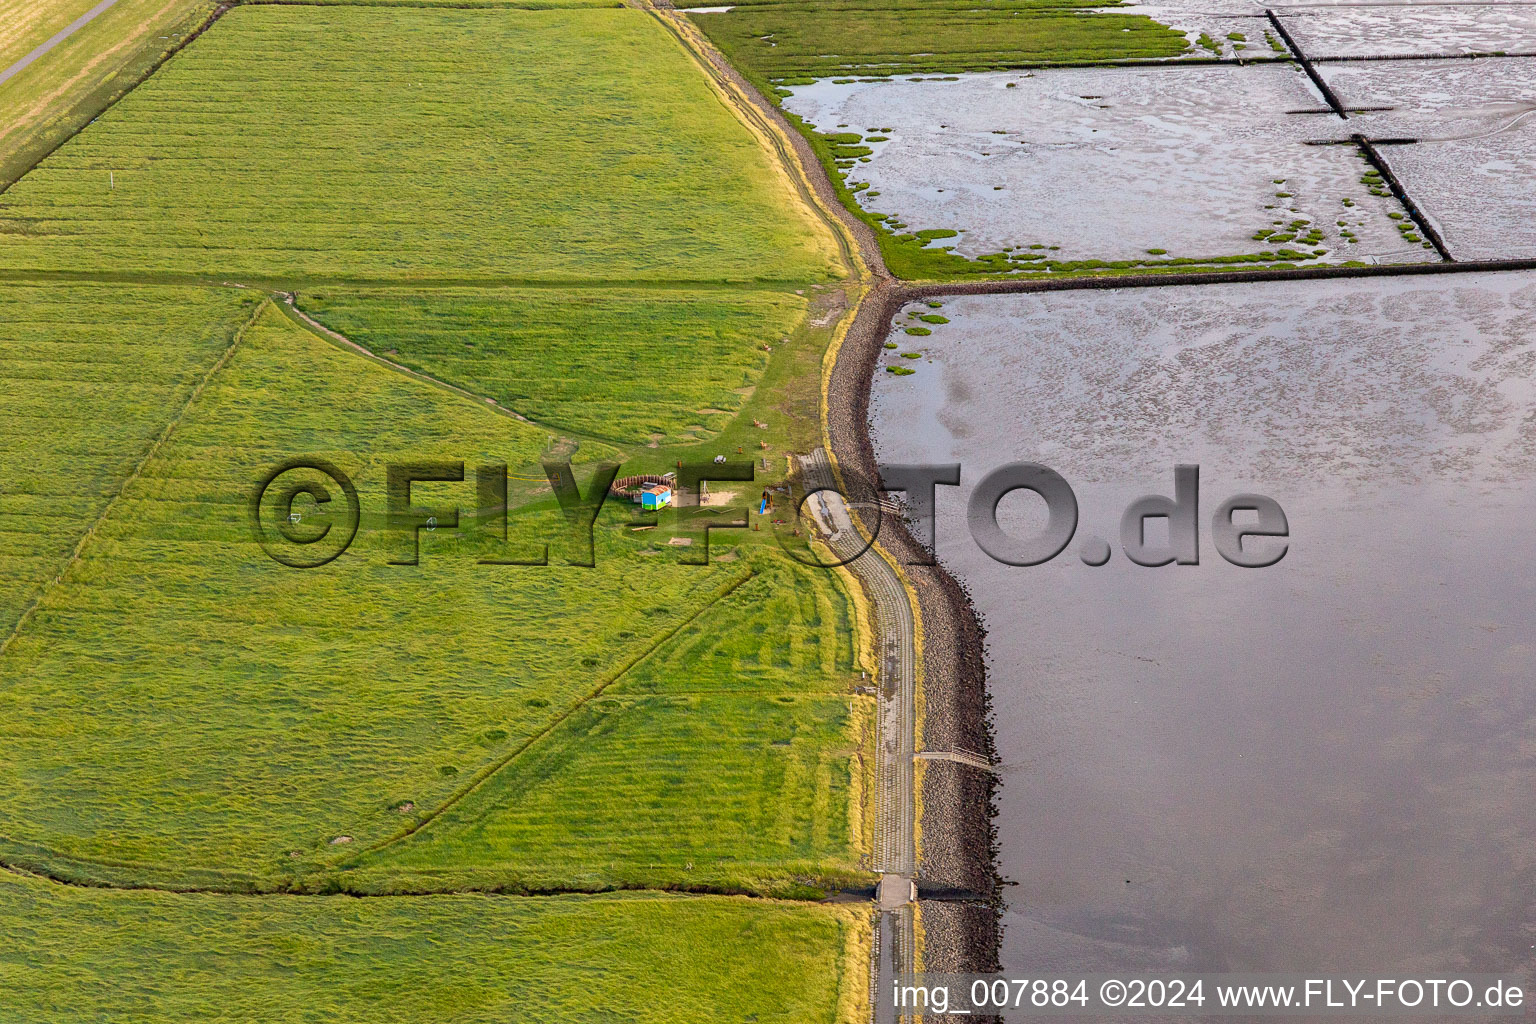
1114,5,1272,58
870,273,1536,977
1283,3,1536,58
783,67,1426,267
1322,57,1536,260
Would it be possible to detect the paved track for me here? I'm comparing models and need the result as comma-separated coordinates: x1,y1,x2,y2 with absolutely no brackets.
801,450,916,878
0,0,123,88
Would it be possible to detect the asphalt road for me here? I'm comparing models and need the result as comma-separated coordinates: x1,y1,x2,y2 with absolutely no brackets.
0,0,124,88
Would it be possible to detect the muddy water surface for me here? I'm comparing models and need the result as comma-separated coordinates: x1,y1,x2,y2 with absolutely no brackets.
870,274,1536,977
783,67,1423,265
1284,4,1536,57
1322,58,1536,260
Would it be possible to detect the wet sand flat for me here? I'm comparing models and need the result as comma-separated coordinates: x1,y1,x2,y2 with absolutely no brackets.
870,272,1536,977
783,67,1425,266
1115,6,1275,58
1281,3,1536,57
1322,57,1536,260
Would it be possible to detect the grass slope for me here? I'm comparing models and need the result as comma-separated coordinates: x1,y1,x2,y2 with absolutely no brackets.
350,562,870,894
692,0,1190,80
0,5,838,283
0,874,869,1023
299,286,807,446
0,282,259,636
0,0,216,186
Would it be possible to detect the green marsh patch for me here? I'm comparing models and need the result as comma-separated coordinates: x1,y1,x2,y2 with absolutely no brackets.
692,0,1190,80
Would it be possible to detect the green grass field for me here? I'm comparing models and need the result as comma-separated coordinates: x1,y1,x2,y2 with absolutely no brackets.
0,299,868,895
0,282,259,636
0,0,872,1014
348,561,869,894
0,5,839,283
0,874,869,1023
298,286,808,446
691,0,1190,81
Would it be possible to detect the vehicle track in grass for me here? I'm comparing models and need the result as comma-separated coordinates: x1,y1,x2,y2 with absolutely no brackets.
0,569,760,894
276,291,615,449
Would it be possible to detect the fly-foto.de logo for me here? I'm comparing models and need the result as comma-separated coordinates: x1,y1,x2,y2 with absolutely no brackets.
249,457,763,569
249,457,1288,570
879,463,1288,569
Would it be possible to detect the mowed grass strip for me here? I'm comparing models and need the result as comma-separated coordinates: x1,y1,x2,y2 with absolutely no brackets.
692,0,1191,81
0,303,777,884
352,563,870,895
0,283,259,637
0,875,870,1023
611,563,859,695
0,5,839,283
298,287,807,446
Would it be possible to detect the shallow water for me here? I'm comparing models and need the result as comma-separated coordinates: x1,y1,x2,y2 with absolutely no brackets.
783,67,1426,265
869,273,1536,980
1282,4,1536,57
1322,58,1536,260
